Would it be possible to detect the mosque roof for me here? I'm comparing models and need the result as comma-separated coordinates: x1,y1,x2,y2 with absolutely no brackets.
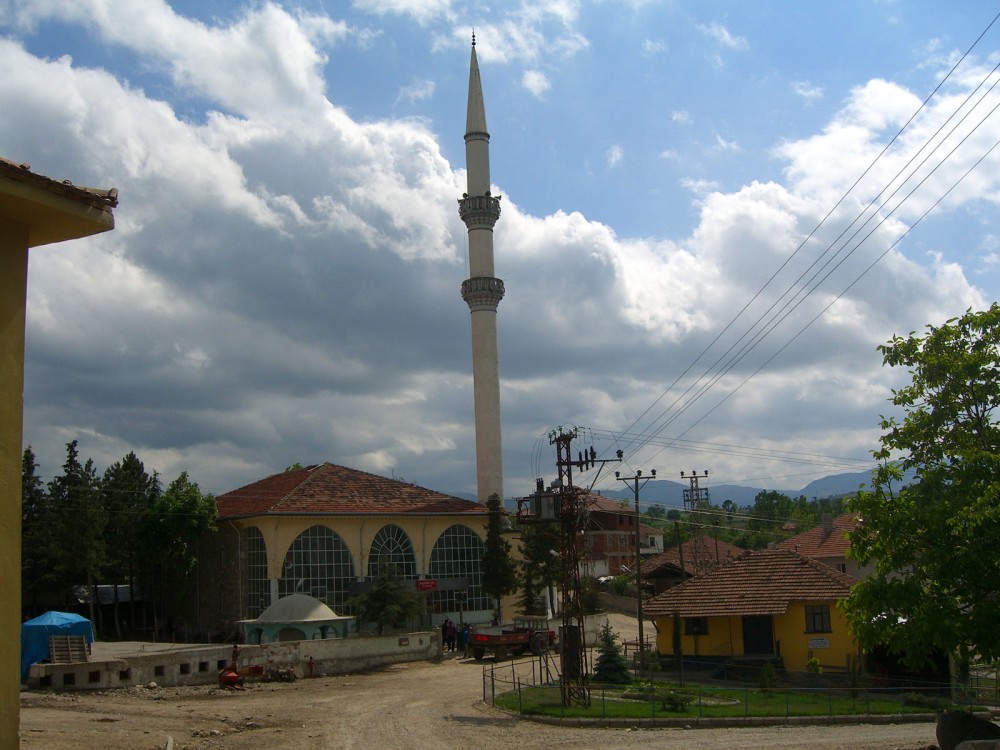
216,462,488,519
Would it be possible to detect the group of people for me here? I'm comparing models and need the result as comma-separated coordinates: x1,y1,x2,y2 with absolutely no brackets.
440,618,472,655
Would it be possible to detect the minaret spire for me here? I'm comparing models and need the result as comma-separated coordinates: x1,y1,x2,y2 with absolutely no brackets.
459,37,504,503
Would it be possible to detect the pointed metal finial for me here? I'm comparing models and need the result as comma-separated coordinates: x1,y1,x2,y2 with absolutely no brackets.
472,30,476,47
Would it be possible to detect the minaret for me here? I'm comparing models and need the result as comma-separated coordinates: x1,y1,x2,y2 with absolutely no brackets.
459,35,504,503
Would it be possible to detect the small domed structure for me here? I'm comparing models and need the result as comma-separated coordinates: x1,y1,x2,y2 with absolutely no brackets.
242,594,353,644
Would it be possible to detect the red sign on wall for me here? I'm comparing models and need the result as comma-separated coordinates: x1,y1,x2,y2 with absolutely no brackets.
416,579,437,591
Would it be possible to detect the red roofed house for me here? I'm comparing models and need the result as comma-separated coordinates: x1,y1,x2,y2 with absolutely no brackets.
581,494,664,578
190,463,493,638
640,535,744,594
644,548,859,673
776,512,874,580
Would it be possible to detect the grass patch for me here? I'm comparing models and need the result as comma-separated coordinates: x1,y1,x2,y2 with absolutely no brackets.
495,682,939,720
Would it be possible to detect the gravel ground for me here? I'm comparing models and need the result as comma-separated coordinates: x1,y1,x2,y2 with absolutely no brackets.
19,614,939,750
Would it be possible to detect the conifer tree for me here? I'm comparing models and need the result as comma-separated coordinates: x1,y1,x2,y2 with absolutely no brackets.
593,621,631,684
481,493,518,621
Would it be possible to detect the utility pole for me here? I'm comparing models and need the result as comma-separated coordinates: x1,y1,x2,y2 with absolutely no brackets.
517,426,621,708
615,468,655,664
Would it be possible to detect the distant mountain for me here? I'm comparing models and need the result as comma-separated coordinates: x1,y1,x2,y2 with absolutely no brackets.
581,467,903,509
475,466,916,511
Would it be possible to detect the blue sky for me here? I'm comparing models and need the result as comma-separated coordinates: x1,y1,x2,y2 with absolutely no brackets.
2,0,999,502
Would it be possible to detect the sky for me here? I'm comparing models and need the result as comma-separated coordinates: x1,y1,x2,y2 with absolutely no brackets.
2,0,999,503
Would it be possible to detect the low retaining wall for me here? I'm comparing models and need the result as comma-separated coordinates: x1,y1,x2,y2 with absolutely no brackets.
27,630,441,691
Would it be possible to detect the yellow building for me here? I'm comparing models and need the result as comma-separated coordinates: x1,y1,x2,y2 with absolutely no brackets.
206,463,501,633
644,548,858,673
1,157,116,747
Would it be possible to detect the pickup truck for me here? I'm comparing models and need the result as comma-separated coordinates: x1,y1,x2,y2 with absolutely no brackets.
468,617,556,660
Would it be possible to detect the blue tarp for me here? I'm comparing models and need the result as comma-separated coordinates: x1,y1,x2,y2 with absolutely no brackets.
20,611,94,683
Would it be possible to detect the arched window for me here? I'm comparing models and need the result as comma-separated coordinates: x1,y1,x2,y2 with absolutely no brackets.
428,524,489,613
246,526,269,619
368,524,417,579
277,525,356,613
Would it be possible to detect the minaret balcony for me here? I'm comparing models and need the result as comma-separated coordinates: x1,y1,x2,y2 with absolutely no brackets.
458,194,501,229
461,276,505,311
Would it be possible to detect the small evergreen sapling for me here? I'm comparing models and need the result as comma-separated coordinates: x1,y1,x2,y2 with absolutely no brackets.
593,622,631,684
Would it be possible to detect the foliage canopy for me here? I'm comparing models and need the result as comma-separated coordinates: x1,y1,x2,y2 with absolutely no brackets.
846,304,1000,664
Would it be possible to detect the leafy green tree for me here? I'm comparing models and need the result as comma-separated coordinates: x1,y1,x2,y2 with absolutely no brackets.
846,304,1000,666
593,621,631,684
140,471,216,636
647,504,666,520
481,493,518,621
350,564,421,635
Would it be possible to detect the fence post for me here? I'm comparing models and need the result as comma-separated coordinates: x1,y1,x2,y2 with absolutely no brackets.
517,678,522,714
785,689,789,718
602,687,606,719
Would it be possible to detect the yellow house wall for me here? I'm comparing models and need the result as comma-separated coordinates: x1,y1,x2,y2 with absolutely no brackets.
776,602,856,673
654,615,743,659
0,218,29,750
654,601,857,672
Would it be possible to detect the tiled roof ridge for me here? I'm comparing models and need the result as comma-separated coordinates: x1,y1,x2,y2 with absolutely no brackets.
269,463,325,512
0,156,119,211
644,547,857,618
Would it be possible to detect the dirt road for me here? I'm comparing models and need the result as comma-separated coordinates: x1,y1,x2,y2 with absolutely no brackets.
19,614,938,750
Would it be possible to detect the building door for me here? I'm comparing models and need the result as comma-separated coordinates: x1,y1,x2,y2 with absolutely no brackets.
741,615,774,655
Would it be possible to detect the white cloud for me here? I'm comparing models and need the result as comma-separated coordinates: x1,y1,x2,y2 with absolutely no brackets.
672,110,691,124
351,0,455,25
606,143,624,169
641,38,667,57
522,69,551,98
714,134,740,152
697,21,749,51
5,1,999,502
793,81,824,101
397,78,436,105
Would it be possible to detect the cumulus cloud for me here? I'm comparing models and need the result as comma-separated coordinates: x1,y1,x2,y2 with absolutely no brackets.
522,69,551,98
4,2,997,501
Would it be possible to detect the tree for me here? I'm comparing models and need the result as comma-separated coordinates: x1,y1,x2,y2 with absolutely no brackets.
45,441,105,624
139,471,216,637
593,621,631,684
846,304,1000,666
516,520,561,617
350,564,421,635
102,452,160,637
21,447,49,611
480,493,518,622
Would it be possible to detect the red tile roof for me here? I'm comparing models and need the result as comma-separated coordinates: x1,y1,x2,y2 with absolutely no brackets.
582,494,632,516
644,548,857,618
216,463,487,519
641,535,743,578
0,156,118,212
775,513,859,558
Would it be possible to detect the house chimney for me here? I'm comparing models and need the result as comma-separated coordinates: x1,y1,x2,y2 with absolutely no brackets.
821,512,833,542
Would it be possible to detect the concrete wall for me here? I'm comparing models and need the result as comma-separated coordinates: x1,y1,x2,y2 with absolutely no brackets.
27,630,442,691
0,218,29,748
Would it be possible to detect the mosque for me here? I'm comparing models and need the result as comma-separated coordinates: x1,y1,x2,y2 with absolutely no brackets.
186,39,511,638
